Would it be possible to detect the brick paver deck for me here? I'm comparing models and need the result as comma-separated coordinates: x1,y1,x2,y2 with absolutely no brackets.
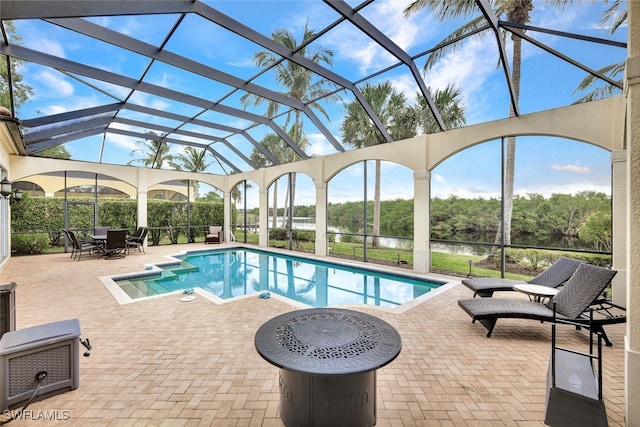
0,244,626,426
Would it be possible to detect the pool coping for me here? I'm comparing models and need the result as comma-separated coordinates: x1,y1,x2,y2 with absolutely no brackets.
99,244,461,313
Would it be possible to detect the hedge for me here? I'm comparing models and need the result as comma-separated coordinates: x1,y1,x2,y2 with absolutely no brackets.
10,195,233,254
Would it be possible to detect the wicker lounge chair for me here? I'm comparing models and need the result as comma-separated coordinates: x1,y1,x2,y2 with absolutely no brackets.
205,226,222,244
458,263,625,346
462,256,583,297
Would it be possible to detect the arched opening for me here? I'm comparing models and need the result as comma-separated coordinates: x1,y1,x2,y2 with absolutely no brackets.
430,136,612,277
327,160,414,266
267,172,315,252
231,179,259,244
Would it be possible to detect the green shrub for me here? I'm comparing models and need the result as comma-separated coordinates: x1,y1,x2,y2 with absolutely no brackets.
11,233,50,255
269,228,288,240
340,233,363,244
292,230,314,242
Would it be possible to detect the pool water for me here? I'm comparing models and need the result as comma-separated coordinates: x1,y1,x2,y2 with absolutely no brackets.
114,248,445,308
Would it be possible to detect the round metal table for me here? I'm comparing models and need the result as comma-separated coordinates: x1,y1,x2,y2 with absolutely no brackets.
255,307,402,427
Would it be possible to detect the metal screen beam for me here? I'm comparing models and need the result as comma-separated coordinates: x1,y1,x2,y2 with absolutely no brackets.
194,1,392,142
475,0,520,116
20,103,121,128
47,17,343,151
23,116,113,143
0,43,305,160
123,104,279,165
26,128,106,153
325,0,446,131
0,1,194,20
107,128,242,173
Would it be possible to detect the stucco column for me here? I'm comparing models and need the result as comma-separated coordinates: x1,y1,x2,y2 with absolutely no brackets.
224,191,231,243
136,168,148,248
626,2,640,425
314,181,327,256
612,150,627,307
258,187,269,247
413,170,430,273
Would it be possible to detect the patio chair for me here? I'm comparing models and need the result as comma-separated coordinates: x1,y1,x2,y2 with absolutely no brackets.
205,226,222,244
462,256,583,298
65,229,98,261
458,263,625,346
103,229,127,258
126,227,147,254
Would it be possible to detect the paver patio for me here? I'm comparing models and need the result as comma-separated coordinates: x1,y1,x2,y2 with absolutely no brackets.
0,244,626,426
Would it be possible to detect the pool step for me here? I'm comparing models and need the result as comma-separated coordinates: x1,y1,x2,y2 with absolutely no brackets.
118,261,200,298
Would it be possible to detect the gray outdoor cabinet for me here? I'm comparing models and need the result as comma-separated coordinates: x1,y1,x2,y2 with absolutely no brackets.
0,319,80,410
0,282,16,338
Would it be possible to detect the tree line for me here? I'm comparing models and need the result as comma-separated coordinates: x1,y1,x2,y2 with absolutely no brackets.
246,190,612,251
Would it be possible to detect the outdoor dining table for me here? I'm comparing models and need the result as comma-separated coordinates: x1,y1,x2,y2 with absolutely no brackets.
254,307,402,427
91,235,107,254
91,230,128,258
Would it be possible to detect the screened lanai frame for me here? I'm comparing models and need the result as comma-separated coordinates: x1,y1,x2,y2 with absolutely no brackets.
0,0,627,174
0,1,628,269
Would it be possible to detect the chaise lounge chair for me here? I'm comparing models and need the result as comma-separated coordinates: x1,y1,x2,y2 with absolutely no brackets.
462,256,583,298
458,263,625,346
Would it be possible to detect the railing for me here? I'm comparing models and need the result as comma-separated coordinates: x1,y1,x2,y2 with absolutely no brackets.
10,228,613,280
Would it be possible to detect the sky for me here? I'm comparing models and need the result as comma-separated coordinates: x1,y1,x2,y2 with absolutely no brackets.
5,0,628,208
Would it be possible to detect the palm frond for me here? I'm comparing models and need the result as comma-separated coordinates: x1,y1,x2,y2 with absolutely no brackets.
423,16,491,72
600,0,627,34
573,62,624,100
404,0,479,20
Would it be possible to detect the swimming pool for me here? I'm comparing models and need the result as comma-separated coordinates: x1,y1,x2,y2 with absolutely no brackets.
105,247,452,309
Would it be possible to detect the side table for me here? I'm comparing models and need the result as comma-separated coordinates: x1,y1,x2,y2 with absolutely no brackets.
513,283,559,303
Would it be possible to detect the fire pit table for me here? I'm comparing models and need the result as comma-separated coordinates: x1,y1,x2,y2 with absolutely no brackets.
254,307,402,427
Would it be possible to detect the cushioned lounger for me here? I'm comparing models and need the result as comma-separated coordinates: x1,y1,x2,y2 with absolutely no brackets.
458,263,625,346
462,256,583,297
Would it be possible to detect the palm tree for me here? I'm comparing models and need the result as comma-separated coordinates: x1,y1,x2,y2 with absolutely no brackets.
414,83,466,134
128,131,175,169
341,81,414,247
241,23,338,230
250,133,291,229
169,146,211,197
340,81,466,248
574,1,626,102
404,0,567,257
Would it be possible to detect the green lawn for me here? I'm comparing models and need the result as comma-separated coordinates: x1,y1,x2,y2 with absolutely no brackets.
39,230,602,282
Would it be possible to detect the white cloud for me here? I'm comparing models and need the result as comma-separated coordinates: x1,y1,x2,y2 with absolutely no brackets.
322,0,427,75
42,105,70,116
35,70,74,97
388,74,419,104
104,130,138,151
128,91,170,111
363,0,423,50
550,164,591,174
426,37,496,100
38,96,103,116
26,36,66,58
306,133,337,157
515,181,611,197
432,173,446,183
